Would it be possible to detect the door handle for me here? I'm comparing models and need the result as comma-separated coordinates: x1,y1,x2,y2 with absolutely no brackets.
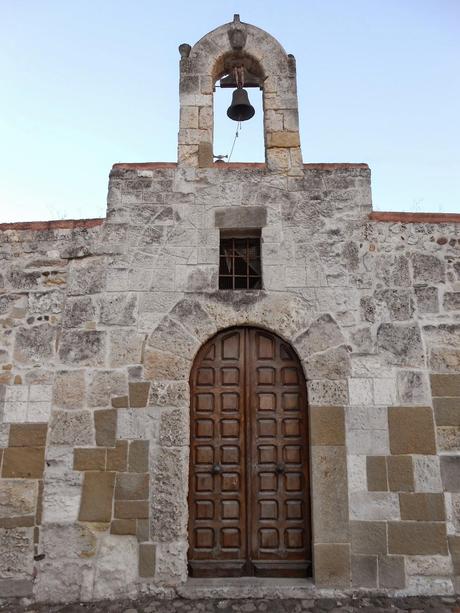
275,463,285,474
211,464,222,474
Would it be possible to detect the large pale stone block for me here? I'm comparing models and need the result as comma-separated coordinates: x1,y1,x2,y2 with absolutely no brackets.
311,446,349,542
53,369,86,409
87,369,128,408
58,330,106,366
0,527,34,579
349,491,400,521
48,410,94,446
0,480,38,518
93,535,139,600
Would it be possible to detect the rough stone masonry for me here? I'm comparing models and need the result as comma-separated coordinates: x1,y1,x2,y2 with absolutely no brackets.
0,15,460,606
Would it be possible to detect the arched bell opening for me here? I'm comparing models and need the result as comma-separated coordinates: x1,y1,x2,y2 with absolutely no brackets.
187,325,312,578
212,53,266,164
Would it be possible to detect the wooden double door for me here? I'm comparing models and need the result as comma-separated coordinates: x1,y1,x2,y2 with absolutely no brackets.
188,327,311,577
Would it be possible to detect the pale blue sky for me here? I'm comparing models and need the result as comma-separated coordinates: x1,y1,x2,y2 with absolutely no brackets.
0,0,459,221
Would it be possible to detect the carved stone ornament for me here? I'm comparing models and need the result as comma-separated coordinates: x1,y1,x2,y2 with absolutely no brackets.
228,26,247,50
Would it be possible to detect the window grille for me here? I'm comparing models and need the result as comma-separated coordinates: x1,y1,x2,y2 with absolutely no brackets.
219,232,262,290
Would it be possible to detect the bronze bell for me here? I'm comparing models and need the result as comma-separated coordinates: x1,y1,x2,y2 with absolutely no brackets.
227,87,255,122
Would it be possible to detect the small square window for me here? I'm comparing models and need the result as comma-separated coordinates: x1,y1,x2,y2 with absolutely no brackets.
219,231,262,290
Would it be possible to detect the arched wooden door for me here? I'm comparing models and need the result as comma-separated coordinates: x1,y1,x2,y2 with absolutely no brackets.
188,326,311,577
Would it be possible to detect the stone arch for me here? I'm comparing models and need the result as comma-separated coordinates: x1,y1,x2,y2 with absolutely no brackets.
178,16,303,173
144,292,352,587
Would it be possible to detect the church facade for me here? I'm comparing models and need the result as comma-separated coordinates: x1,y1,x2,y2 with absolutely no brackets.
0,17,459,603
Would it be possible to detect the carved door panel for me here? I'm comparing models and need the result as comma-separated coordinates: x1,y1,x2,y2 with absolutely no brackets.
189,327,311,577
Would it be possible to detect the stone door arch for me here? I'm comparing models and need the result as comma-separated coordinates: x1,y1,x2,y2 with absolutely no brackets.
188,325,311,577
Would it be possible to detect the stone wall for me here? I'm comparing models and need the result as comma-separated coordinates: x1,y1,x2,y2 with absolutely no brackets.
1,14,460,605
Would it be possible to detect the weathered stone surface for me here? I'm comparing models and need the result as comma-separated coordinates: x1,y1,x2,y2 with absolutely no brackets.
379,555,405,589
139,542,156,577
437,425,460,451
0,527,34,579
412,253,445,284
88,370,127,407
53,369,86,409
159,408,189,447
413,455,443,492
42,447,82,524
388,406,436,455
311,446,349,542
2,447,45,478
49,409,94,446
397,370,430,404
109,329,144,367
92,534,138,600
350,521,387,555
443,291,460,311
79,471,115,522
440,456,460,492
387,455,414,492
430,346,460,373
415,286,439,313
388,521,448,555
351,554,377,587
63,296,96,327
144,348,191,381
310,406,345,446
14,324,56,364
0,480,38,518
99,293,137,325
58,330,106,366
314,543,351,588
295,314,345,357
304,345,351,380
67,260,105,296
377,323,424,367
94,408,117,447
399,493,445,521
349,492,399,521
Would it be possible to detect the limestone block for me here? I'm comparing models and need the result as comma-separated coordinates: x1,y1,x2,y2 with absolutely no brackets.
397,370,430,404
349,492,400,521
377,322,424,367
307,380,348,406
0,480,38,518
0,579,33,598
406,575,454,596
58,330,106,366
151,446,188,542
35,523,96,603
399,493,445,521
347,428,389,457
115,473,149,500
48,409,94,446
180,105,198,129
388,521,448,555
99,293,137,326
63,296,97,327
266,131,301,148
159,407,189,447
387,455,414,492
67,260,105,296
295,314,345,357
350,521,387,555
311,446,349,543
149,316,198,360
129,381,151,408
347,455,367,493
431,373,460,396
367,456,388,491
88,370,128,408
348,378,373,405
28,290,64,314
414,455,443,492
405,554,453,577
388,406,436,455
117,407,159,441
9,423,47,446
114,499,148,519
14,324,56,364
150,381,189,409
415,286,439,313
2,447,45,478
310,406,345,446
433,398,460,426
304,345,351,380
429,346,460,373
79,471,115,522
437,426,460,451
314,543,351,588
106,440,128,472
128,440,149,472
0,527,34,579
139,542,156,577
443,292,460,311
94,409,116,447
154,539,188,584
374,288,414,321
42,471,82,524
92,534,138,600
109,329,144,367
378,555,405,589
412,253,445,284
440,456,460,492
53,369,86,409
73,448,106,471
351,555,377,588
373,377,397,405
